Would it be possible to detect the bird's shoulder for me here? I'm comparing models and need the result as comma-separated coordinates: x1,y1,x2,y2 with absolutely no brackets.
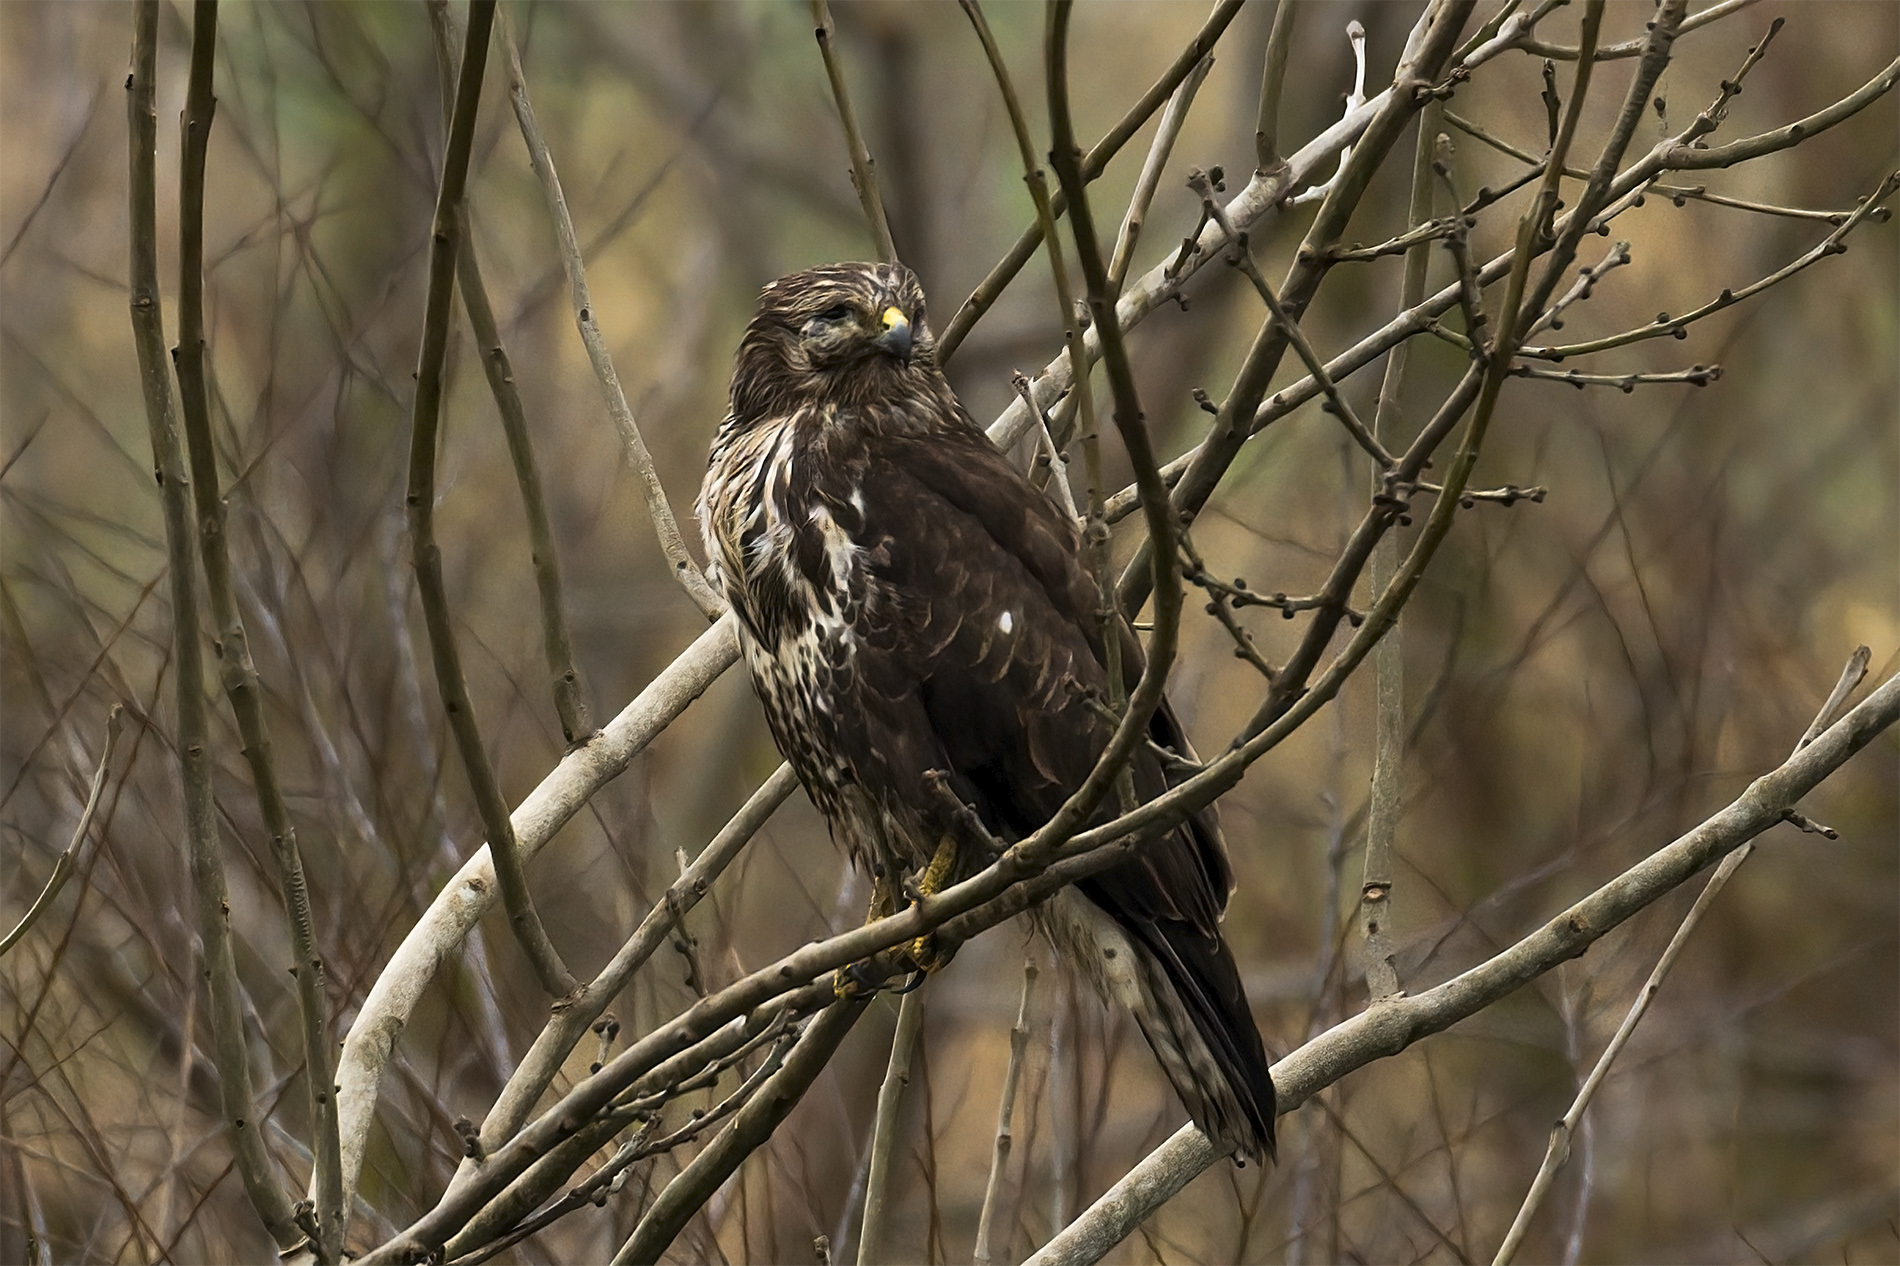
807,409,1093,625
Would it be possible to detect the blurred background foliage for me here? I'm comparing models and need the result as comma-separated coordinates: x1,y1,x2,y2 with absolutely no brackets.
1,2,1894,1262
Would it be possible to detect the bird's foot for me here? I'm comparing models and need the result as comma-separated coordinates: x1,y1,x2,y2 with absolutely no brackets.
905,931,956,977
896,835,960,977
832,962,881,1000
901,834,958,903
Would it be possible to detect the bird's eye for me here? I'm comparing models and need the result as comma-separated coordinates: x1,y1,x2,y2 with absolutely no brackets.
818,303,853,322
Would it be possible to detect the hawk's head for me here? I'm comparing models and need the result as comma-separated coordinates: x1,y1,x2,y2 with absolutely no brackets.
729,262,942,424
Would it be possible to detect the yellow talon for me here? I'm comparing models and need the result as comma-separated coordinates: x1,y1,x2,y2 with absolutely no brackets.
912,835,957,901
904,835,959,973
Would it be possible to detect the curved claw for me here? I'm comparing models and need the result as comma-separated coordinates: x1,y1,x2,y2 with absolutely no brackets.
888,967,929,996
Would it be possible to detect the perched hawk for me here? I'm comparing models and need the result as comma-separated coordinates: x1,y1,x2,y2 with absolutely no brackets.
698,261,1275,1161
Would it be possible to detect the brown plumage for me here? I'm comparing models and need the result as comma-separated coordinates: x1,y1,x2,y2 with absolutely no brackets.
697,261,1276,1161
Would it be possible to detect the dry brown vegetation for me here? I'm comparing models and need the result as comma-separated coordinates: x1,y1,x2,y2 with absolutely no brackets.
2,2,1896,1264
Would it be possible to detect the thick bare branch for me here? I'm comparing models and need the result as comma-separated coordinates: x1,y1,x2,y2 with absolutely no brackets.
333,616,739,1221
1491,646,1874,1265
1030,668,1900,1266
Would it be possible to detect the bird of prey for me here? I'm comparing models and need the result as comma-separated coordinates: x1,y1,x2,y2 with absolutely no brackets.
697,261,1275,1161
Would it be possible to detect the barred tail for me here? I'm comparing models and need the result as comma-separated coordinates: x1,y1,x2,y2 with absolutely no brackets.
1037,890,1277,1162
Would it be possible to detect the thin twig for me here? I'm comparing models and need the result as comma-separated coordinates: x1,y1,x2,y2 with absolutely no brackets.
1442,105,1591,176
1514,0,1759,59
810,0,898,263
125,1,299,1248
1287,20,1368,208
1179,532,1280,681
426,1,593,745
1521,173,1900,359
612,998,870,1265
1665,52,1900,171
1252,0,1298,177
1435,136,1492,354
1189,168,1392,469
974,959,1037,1266
443,1000,803,1261
1524,239,1632,338
407,0,578,1001
856,987,928,1265
1325,216,1460,263
0,705,123,958
449,1027,797,1266
1014,370,1080,524
173,6,346,1253
940,0,1248,362
1108,53,1214,294
1359,100,1443,1010
1649,181,1895,224
1491,645,1873,1266
1509,364,1720,390
498,13,723,621
471,761,796,1157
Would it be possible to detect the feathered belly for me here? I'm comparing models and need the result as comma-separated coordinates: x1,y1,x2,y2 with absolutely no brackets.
733,593,902,879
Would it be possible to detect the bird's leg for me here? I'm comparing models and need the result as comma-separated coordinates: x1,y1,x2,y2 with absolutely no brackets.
903,834,959,975
834,868,899,999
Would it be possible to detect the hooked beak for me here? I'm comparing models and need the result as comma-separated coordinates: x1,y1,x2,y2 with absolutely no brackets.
874,306,913,361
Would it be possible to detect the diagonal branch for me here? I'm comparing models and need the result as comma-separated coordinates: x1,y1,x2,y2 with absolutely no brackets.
1110,53,1214,295
465,761,798,1165
0,705,122,959
1028,666,1900,1266
611,997,871,1265
498,12,724,621
940,0,1247,362
406,0,578,1003
1490,645,1872,1265
810,0,899,264
332,615,740,1221
426,0,594,746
